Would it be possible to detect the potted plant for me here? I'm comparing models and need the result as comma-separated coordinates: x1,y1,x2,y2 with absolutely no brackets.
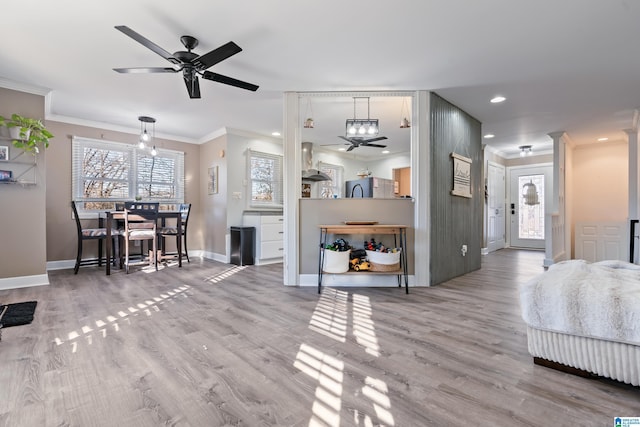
5,113,54,155
0,115,9,138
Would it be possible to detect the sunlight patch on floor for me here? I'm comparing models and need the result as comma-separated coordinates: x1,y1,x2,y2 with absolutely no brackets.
54,285,190,352
294,343,344,427
205,265,247,284
309,288,348,342
352,294,380,357
296,287,396,426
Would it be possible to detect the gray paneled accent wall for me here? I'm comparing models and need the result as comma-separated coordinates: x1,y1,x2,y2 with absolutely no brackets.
429,93,483,285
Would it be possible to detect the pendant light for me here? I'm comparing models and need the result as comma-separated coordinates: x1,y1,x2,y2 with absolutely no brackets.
345,97,379,137
303,98,314,128
400,97,411,128
138,116,157,156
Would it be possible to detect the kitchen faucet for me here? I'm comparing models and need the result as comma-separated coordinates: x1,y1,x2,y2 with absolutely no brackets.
350,183,364,198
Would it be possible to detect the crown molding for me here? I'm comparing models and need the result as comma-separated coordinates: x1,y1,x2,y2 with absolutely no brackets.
0,77,51,96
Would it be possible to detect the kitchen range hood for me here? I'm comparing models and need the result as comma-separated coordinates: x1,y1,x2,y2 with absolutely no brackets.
301,142,332,182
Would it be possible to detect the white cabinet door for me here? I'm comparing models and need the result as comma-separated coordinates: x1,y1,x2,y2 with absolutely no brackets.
261,241,285,259
262,223,284,241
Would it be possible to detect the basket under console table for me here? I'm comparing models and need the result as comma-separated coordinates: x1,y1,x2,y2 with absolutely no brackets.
317,224,409,294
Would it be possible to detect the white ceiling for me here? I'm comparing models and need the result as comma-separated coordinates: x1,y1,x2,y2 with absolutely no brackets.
2,0,640,157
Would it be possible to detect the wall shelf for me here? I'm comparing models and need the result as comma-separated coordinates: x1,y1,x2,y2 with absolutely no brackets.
0,137,37,185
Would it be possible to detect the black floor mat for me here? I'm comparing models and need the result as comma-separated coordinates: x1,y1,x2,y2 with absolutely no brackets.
0,301,37,328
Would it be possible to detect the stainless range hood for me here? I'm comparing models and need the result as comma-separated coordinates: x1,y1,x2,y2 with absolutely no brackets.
301,142,331,182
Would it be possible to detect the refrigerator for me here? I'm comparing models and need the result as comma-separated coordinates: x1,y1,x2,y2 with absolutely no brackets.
345,177,395,198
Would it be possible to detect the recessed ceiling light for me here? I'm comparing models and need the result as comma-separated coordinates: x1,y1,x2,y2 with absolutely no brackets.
490,96,506,103
597,137,609,141
381,150,390,154
271,131,281,136
338,147,346,151
483,134,495,139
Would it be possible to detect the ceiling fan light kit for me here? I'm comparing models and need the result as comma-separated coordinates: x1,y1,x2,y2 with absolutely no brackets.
113,25,259,99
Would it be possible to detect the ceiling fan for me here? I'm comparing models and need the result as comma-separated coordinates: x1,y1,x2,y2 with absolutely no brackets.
113,25,259,99
338,135,388,152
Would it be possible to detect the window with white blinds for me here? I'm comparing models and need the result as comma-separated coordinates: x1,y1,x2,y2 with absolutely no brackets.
318,161,343,198
72,136,184,212
248,149,283,208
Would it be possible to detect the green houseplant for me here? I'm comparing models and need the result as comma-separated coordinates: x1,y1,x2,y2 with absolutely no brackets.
2,113,54,155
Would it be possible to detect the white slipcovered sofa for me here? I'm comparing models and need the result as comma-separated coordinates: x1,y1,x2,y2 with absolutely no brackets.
519,259,640,386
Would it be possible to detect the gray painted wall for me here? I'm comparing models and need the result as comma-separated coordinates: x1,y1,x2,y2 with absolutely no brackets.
430,93,483,285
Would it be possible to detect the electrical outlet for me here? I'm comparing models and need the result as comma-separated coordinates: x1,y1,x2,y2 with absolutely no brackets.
232,192,242,199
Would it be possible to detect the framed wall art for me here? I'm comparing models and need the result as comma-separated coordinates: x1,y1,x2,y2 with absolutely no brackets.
208,165,219,194
0,145,8,161
451,152,472,198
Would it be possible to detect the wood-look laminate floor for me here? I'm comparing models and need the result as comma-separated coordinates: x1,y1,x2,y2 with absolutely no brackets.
0,250,638,427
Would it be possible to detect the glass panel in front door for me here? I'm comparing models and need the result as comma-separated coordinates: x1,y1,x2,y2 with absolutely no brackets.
518,174,544,240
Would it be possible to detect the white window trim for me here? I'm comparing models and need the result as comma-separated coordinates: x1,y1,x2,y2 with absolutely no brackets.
247,149,284,209
72,136,185,215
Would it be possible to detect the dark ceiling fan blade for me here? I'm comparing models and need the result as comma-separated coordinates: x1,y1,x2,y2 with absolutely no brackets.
338,136,352,143
346,145,356,152
201,71,259,91
113,67,179,74
183,74,201,99
362,143,387,148
115,25,181,65
193,41,242,70
363,136,388,143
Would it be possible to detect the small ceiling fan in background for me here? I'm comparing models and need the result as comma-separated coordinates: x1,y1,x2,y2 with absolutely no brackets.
337,135,388,152
113,25,259,99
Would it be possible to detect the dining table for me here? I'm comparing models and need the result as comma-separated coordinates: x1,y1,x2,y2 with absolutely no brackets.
104,209,182,275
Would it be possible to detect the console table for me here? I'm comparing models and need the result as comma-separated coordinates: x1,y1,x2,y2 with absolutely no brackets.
317,224,409,294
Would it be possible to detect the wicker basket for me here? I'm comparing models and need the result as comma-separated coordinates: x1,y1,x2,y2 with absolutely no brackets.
366,249,401,272
322,249,351,273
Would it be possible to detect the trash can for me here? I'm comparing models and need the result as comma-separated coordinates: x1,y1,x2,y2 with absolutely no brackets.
230,226,255,266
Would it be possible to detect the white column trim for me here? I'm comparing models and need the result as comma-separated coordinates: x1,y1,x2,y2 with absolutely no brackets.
283,92,300,286
624,129,638,221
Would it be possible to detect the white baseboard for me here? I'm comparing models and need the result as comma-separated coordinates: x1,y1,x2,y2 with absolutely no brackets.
201,251,228,263
0,274,49,291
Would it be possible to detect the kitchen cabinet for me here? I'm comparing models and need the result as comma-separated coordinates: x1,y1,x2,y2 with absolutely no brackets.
243,212,284,265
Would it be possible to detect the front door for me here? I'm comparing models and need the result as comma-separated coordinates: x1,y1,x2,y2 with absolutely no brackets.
487,161,505,252
508,165,552,249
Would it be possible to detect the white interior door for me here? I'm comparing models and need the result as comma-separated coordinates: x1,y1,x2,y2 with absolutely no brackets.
508,165,552,249
487,161,505,252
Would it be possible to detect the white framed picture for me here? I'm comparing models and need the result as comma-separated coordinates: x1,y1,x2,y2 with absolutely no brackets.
0,145,8,161
451,152,472,198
